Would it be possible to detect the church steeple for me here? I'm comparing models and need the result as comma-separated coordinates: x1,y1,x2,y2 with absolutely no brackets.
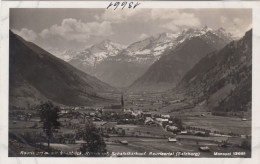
121,93,124,108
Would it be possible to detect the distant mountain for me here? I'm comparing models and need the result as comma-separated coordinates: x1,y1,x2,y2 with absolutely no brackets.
94,32,178,88
66,40,125,76
129,26,234,92
176,29,252,114
60,49,79,62
9,31,114,108
66,33,177,88
119,32,178,64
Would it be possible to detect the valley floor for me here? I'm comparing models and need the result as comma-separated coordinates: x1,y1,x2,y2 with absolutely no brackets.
9,92,251,157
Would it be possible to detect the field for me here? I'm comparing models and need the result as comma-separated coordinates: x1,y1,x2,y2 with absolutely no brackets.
181,115,251,135
9,99,251,157
145,100,252,136
105,136,251,157
114,124,173,138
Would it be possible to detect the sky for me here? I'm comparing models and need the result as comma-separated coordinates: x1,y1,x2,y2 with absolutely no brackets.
10,8,252,55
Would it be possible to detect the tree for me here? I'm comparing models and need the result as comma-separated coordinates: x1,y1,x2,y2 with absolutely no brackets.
80,120,107,156
39,101,61,152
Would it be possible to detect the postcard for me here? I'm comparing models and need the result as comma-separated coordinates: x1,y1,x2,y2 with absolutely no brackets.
1,1,260,164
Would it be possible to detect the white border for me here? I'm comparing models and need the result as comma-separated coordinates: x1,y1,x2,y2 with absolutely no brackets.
1,1,260,164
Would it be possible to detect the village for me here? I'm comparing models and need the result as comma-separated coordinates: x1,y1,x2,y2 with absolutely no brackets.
9,92,251,157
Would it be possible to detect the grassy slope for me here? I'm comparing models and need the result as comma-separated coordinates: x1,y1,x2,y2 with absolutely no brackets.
9,31,114,108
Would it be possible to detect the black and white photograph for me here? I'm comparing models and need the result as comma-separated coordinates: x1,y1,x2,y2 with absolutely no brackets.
1,1,259,162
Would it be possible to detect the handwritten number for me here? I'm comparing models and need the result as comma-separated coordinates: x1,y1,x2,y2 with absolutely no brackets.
129,2,133,8
121,2,127,10
107,2,113,9
107,2,141,10
114,2,120,10
134,2,141,8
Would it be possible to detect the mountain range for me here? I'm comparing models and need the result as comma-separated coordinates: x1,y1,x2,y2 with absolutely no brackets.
63,32,177,88
9,26,251,115
129,26,234,92
9,31,114,108
62,26,234,89
175,29,252,114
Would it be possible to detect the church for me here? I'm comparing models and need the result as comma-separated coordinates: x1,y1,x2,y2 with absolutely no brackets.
101,94,124,114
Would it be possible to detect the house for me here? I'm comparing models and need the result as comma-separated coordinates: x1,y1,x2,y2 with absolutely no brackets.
180,131,188,135
199,146,210,152
60,109,70,114
124,108,132,114
120,140,128,145
92,117,102,121
161,119,169,122
132,111,142,116
161,114,170,119
166,125,178,132
168,137,177,142
145,117,154,125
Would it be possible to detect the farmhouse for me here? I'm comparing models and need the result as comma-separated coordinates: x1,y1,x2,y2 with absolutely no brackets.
168,137,177,142
145,117,154,124
180,131,188,135
124,108,133,114
131,111,142,116
166,125,178,132
161,114,170,118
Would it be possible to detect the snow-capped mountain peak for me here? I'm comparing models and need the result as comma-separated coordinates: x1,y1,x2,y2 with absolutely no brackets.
215,27,234,40
60,49,79,62
118,32,179,63
176,26,233,44
62,26,233,66
65,40,125,67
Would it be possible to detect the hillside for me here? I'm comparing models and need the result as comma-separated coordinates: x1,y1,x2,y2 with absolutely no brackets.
9,30,114,108
176,29,252,115
67,39,125,76
65,32,177,88
129,26,233,92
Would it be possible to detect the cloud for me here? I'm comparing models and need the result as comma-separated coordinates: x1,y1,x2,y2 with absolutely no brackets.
151,9,201,31
150,9,200,23
246,23,252,31
233,18,243,25
13,28,37,41
226,17,251,38
138,33,149,41
161,23,180,32
102,9,148,23
101,9,201,33
40,18,114,42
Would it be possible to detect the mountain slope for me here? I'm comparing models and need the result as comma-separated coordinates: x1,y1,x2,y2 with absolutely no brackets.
67,39,125,76
129,27,233,92
176,29,252,114
94,33,178,88
9,31,114,108
66,33,177,88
